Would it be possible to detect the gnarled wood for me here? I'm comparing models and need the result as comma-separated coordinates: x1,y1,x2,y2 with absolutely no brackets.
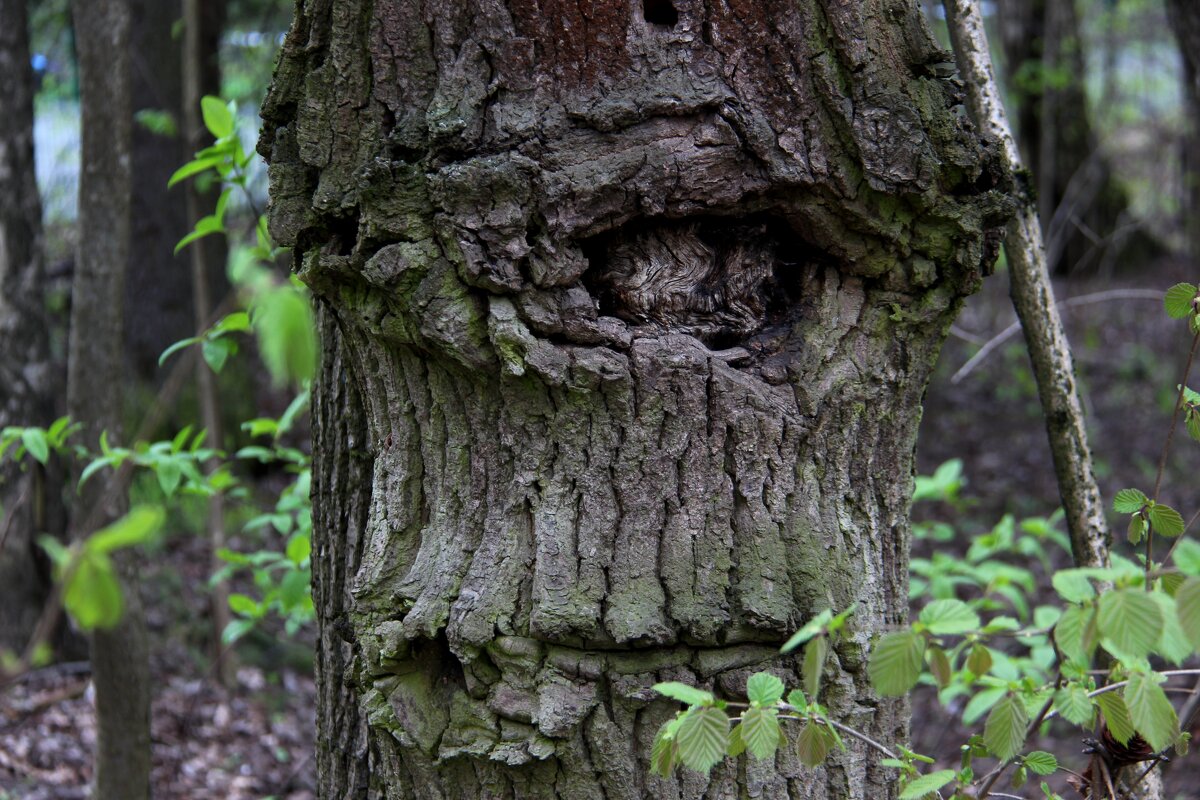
263,2,1011,797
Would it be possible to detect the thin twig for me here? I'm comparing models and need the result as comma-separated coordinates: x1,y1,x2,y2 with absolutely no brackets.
0,484,30,557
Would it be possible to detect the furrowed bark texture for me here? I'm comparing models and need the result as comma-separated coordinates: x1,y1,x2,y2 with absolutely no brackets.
70,1,152,797
0,0,57,653
262,2,1010,797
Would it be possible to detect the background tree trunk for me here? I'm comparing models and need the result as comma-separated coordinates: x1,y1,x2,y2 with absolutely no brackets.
0,0,59,655
262,1,1010,797
1167,0,1200,264
69,1,152,797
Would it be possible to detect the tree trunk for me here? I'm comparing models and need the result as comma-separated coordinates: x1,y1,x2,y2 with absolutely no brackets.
995,0,1134,274
1167,0,1200,263
0,0,59,655
70,1,152,797
261,2,1011,797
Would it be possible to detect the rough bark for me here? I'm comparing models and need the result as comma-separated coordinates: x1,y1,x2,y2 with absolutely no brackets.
262,2,1011,798
0,0,58,654
1167,0,1200,263
994,0,1134,274
69,1,152,797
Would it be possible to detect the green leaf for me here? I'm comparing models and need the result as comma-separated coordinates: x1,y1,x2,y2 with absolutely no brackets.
1175,577,1200,651
1148,591,1193,665
984,694,1029,761
1125,672,1179,752
87,506,164,554
651,722,677,776
228,593,260,617
1098,589,1164,659
167,155,223,188
803,636,827,699
1113,488,1149,514
202,337,235,373
654,682,714,707
1149,504,1186,538
158,336,199,366
746,672,784,706
221,618,255,645
254,286,317,386
869,631,926,697
899,769,956,800
1095,691,1136,745
967,644,993,677
63,551,123,630
927,645,952,689
1052,570,1096,603
286,533,311,565
919,598,981,635
781,608,833,653
37,535,71,568
1054,604,1098,665
1164,283,1198,319
795,722,831,767
155,458,183,497
1129,513,1147,545
215,311,251,333
786,689,806,709
1054,684,1094,727
675,706,729,773
78,456,115,489
279,569,310,610
1023,751,1056,775
1175,539,1200,577
200,95,235,139
21,428,49,464
725,721,745,758
739,706,780,760
1187,409,1200,443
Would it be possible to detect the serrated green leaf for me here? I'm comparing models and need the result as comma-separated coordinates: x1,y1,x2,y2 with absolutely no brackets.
675,706,729,773
200,95,235,139
899,769,956,800
919,598,981,635
1164,283,1198,319
221,618,255,645
155,458,183,497
1054,684,1094,726
286,534,311,565
964,686,1007,725
725,721,746,758
63,551,123,630
967,644,993,677
786,689,806,709
1187,409,1200,443
254,286,317,386
87,506,164,554
654,682,714,707
1150,504,1186,538
869,631,926,696
1023,750,1057,775
739,706,780,760
1148,591,1193,665
803,636,827,699
795,722,831,767
984,694,1029,761
202,337,234,373
1129,513,1147,545
1126,672,1179,752
1052,570,1096,603
1114,488,1148,514
1054,604,1097,665
1098,589,1164,659
744,672,784,706
19,428,49,465
781,608,833,653
652,722,677,776
1096,691,1136,745
228,593,260,617
1176,577,1200,651
1175,540,1200,577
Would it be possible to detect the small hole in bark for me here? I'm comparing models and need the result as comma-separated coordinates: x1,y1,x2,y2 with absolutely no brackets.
328,214,359,256
643,0,679,27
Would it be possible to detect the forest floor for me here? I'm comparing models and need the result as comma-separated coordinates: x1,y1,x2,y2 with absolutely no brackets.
2,262,1198,799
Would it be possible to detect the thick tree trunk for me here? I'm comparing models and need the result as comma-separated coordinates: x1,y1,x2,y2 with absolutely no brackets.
0,0,58,654
262,2,1010,797
70,1,152,797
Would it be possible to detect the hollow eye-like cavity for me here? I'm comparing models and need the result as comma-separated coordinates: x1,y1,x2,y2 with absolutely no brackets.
643,0,679,27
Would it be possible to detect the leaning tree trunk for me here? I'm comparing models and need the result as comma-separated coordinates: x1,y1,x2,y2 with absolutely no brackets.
0,0,58,655
261,2,1010,798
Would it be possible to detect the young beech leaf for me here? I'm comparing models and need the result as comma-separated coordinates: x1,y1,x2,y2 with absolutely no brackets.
898,769,956,800
781,608,833,653
654,682,714,707
1113,488,1148,514
739,706,780,760
651,723,679,777
1095,691,1136,745
745,672,784,706
1128,514,1147,545
20,428,49,464
675,706,729,773
919,598,981,635
1164,283,1198,319
1052,570,1096,603
1149,504,1186,538
1125,672,1179,753
795,722,831,767
1053,684,1094,727
984,693,1029,761
63,551,123,630
1175,577,1200,651
1023,751,1057,776
927,645,952,689
869,630,926,697
1174,540,1200,577
1097,589,1163,659
1148,591,1193,665
967,644,994,677
87,506,165,554
200,95,235,139
803,636,827,699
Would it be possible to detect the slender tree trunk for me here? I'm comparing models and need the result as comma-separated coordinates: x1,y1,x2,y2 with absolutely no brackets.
263,2,1011,797
1167,0,1200,263
70,1,152,797
0,0,59,655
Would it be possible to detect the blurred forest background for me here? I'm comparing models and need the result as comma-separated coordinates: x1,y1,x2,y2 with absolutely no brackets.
2,0,1200,797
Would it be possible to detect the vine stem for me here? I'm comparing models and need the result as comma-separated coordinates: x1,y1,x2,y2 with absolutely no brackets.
1146,329,1200,586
